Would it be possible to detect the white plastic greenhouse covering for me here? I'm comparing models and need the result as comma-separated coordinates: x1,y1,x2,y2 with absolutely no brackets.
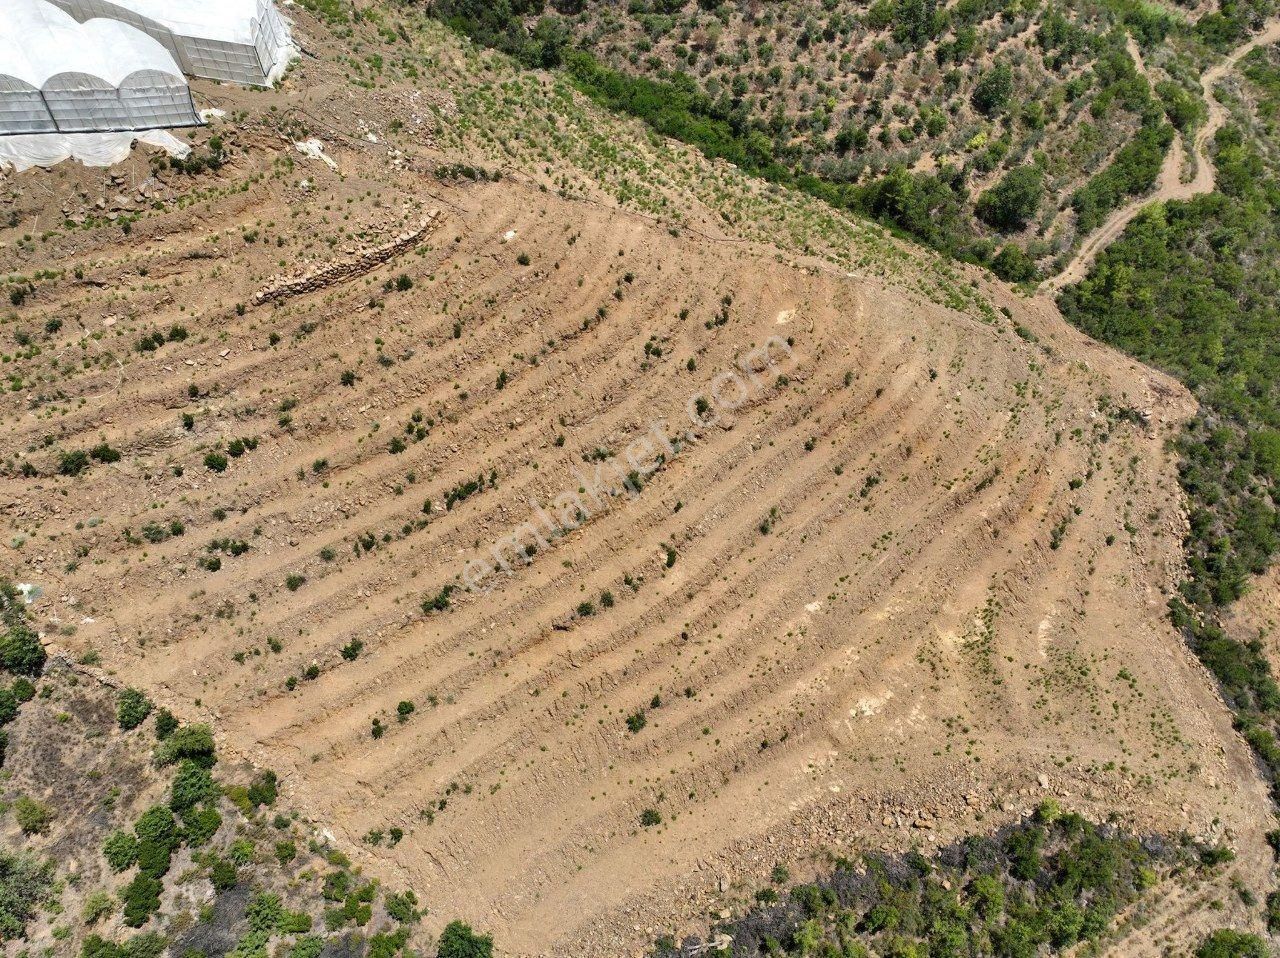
0,0,200,136
45,0,294,87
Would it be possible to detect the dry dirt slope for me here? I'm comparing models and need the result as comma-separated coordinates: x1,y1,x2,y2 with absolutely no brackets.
0,17,1273,957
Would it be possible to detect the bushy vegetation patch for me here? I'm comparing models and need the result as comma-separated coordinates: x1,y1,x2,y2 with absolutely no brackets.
1070,119,1174,234
668,803,1226,957
0,653,497,955
0,852,55,941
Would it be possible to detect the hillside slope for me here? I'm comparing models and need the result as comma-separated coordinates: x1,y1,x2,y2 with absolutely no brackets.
0,6,1273,955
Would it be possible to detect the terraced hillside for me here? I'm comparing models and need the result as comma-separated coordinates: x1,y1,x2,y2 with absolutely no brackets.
0,6,1274,956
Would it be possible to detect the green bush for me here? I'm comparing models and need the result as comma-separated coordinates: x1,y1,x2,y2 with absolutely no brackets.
82,890,115,925
437,920,493,958
385,889,419,923
117,689,153,731
246,893,284,933
134,840,171,880
991,243,1038,282
154,709,178,740
103,830,139,872
169,760,216,812
59,450,91,476
1196,930,1270,957
246,770,279,807
90,443,122,464
84,933,166,958
280,912,312,934
180,805,222,846
976,165,1044,231
210,857,238,891
0,851,53,939
134,806,178,856
0,689,17,726
289,936,324,958
972,62,1015,115
227,837,256,865
153,723,216,768
120,873,162,927
0,623,45,677
14,796,52,835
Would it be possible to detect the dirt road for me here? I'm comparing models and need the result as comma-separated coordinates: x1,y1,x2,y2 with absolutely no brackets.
1042,21,1280,295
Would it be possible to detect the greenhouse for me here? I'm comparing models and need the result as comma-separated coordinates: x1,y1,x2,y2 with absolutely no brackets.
44,0,294,87
0,0,200,136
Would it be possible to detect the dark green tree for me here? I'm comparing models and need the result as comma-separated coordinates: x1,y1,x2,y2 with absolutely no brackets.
976,165,1044,230
437,920,494,958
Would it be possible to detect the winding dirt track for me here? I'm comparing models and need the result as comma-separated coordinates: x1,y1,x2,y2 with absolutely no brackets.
1042,21,1280,295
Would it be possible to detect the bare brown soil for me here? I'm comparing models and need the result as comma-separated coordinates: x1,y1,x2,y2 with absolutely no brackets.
1,11,1274,956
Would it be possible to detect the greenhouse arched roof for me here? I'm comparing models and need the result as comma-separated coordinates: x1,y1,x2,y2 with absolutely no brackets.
43,0,295,86
2,0,187,87
0,0,199,135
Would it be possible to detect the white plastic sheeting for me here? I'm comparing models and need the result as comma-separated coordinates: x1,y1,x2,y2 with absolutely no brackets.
0,128,189,172
46,0,295,86
0,0,200,135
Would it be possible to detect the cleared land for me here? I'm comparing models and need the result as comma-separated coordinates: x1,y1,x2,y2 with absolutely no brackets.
0,11,1273,956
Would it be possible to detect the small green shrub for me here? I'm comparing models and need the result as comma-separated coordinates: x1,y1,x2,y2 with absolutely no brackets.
120,874,162,927
437,920,493,958
0,852,53,940
0,690,17,726
180,805,222,846
82,890,115,925
1196,930,1270,958
14,796,52,835
103,830,139,872
0,623,45,676
154,709,178,740
117,688,152,731
169,760,216,812
385,889,419,923
210,857,238,891
59,450,91,476
133,806,178,851
153,723,216,768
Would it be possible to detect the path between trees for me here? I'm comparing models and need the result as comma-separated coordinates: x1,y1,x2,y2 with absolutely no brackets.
1040,20,1280,296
